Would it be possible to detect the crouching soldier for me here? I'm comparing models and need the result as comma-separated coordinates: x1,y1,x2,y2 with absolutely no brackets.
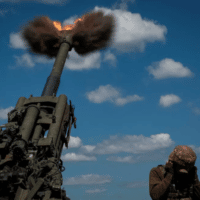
149,145,200,200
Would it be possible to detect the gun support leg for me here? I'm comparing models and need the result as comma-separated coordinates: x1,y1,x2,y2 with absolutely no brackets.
47,95,67,148
31,124,43,145
42,190,52,200
15,97,26,108
19,106,40,142
14,187,28,200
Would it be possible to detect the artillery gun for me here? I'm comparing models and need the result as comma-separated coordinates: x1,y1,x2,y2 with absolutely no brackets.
0,33,76,200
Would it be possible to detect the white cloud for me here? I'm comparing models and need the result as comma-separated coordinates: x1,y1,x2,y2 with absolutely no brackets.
188,145,200,154
0,106,14,120
85,188,107,194
0,0,68,4
188,104,200,115
159,94,182,107
0,9,8,16
9,32,26,49
64,174,111,185
13,53,54,68
14,53,35,68
65,49,101,70
63,136,82,150
86,84,144,106
80,145,96,153
114,0,135,11
86,85,120,104
94,6,167,52
147,58,194,79
107,156,134,163
80,133,174,155
115,95,144,106
192,107,200,115
12,49,103,70
65,4,164,53
11,45,114,71
103,51,117,67
39,0,68,4
34,56,54,64
125,181,148,188
61,153,96,162
63,15,78,26
68,136,82,148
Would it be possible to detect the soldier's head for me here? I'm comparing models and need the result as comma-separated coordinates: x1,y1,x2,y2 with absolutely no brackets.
168,145,197,174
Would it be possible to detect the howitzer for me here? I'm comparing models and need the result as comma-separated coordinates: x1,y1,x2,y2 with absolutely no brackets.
0,32,76,200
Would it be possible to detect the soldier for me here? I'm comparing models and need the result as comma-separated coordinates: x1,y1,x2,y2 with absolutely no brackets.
149,145,200,200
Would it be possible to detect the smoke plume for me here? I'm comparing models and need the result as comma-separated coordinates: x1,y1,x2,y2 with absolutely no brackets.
21,11,115,58
22,16,61,58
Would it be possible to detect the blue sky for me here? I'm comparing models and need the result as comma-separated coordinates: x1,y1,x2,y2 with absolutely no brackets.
1,0,200,199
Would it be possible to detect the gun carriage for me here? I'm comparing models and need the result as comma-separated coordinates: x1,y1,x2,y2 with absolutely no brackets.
0,33,76,200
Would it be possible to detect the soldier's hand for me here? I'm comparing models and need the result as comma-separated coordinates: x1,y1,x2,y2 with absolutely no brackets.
165,160,174,175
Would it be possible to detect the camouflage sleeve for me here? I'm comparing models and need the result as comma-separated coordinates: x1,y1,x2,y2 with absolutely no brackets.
193,168,200,199
149,167,173,200
193,181,200,199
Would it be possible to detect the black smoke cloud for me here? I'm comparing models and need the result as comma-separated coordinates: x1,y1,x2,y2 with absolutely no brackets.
21,11,115,58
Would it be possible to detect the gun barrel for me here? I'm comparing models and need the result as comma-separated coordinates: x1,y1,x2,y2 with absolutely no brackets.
41,33,72,97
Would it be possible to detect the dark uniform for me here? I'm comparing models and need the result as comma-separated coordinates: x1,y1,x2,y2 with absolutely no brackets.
149,145,200,200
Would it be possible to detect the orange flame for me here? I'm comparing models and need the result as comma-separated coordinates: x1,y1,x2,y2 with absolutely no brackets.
53,18,82,31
